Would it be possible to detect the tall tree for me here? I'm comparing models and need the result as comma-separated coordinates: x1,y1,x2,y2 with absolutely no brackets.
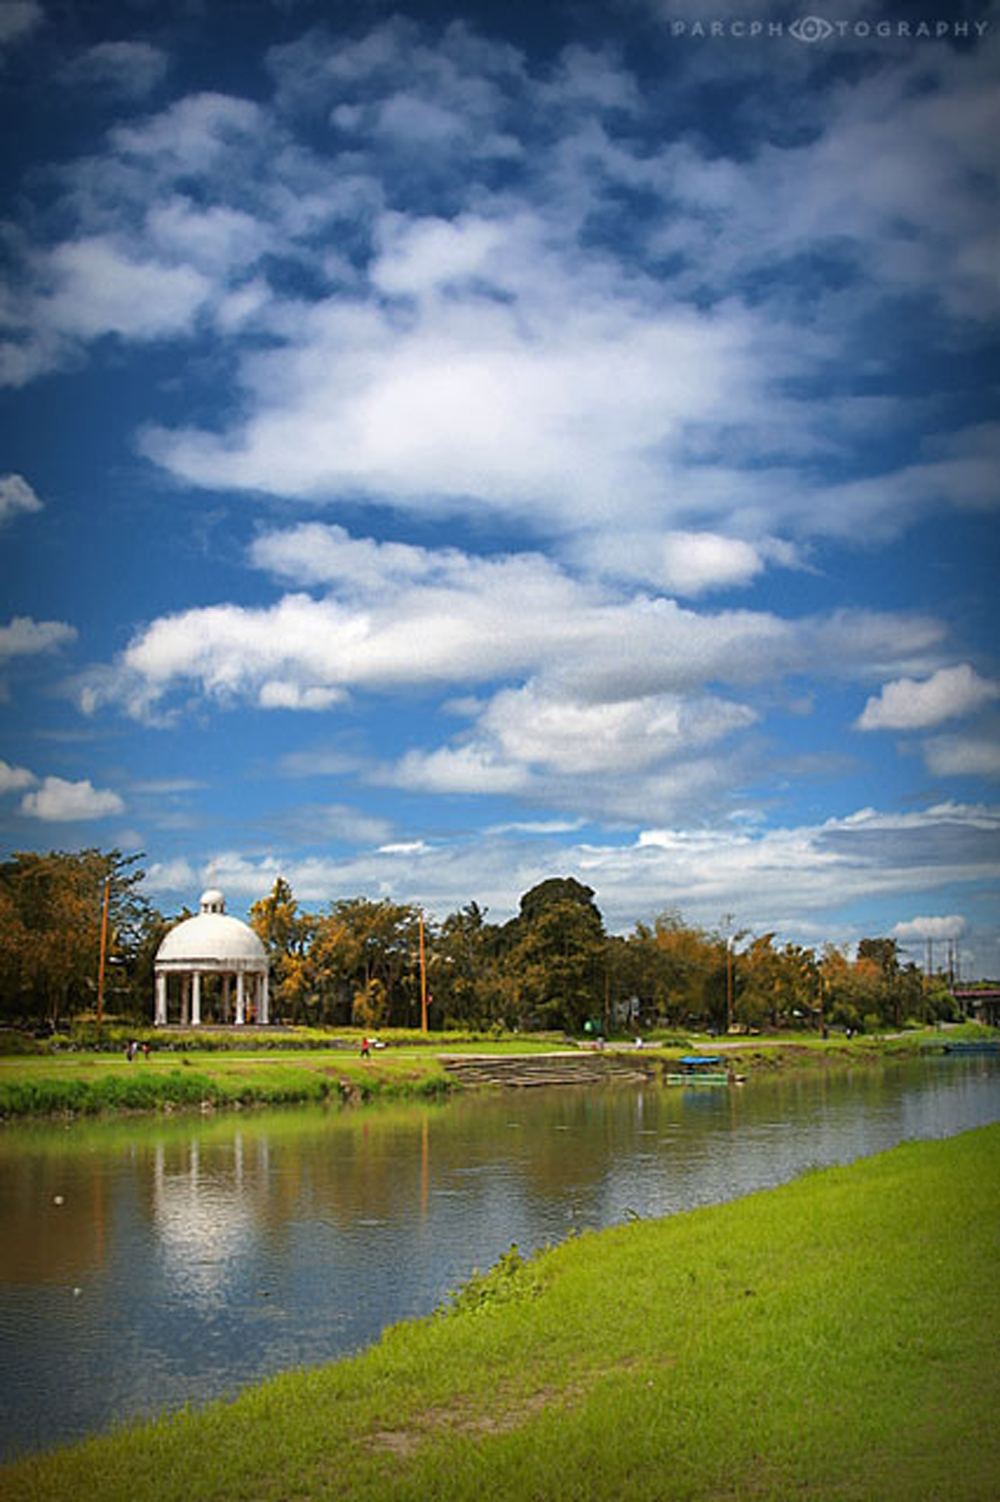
0,849,155,1025
506,880,607,1032
249,878,318,1023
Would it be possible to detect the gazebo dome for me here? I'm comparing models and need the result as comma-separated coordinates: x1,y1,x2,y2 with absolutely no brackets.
153,889,268,1027
156,892,266,966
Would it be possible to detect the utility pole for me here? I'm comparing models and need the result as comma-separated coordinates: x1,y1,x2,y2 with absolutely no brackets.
722,913,734,1035
419,913,428,1034
726,939,734,1035
96,876,111,1027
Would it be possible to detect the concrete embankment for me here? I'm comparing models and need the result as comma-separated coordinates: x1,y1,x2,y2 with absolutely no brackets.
437,1051,654,1087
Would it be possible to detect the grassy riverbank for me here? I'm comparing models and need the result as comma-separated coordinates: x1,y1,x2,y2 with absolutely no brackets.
0,1046,458,1117
0,1024,991,1121
4,1125,998,1500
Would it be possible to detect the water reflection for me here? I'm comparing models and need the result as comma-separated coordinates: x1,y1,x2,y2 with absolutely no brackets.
0,1055,997,1460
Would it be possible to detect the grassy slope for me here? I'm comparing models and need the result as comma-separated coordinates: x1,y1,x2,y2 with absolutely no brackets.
3,1026,987,1121
3,1125,998,1501
0,1048,461,1116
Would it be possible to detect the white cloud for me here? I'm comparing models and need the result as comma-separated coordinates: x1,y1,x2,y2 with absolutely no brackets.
257,680,346,711
110,92,264,173
145,199,270,279
0,758,36,793
466,681,756,777
83,526,948,727
857,664,1000,731
61,40,169,99
0,615,76,660
0,473,42,524
573,529,800,596
20,776,125,821
124,35,995,561
136,802,1000,963
891,915,967,943
275,803,394,846
0,21,992,573
0,1,41,49
923,731,1000,780
141,281,762,531
390,744,530,796
647,531,767,595
40,237,211,342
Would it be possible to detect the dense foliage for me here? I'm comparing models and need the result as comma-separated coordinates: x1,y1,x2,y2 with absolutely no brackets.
0,851,962,1034
0,850,165,1029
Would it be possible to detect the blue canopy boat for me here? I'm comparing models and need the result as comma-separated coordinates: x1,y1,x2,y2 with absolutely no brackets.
665,1054,740,1086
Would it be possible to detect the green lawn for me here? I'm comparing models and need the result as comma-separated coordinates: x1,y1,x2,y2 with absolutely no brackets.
3,1125,998,1500
0,1023,992,1120
0,1047,455,1116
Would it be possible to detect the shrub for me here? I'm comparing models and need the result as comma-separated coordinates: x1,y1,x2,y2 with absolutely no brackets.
444,1243,543,1316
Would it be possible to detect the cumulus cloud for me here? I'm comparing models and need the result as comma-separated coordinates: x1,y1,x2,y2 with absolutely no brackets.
40,237,211,342
0,17,994,576
138,802,1000,962
856,664,1000,731
0,473,42,524
0,1,41,50
61,40,169,98
0,615,76,660
922,731,1000,779
122,29,996,559
20,776,125,821
384,682,758,815
0,758,35,793
141,279,763,531
80,525,947,728
572,529,801,595
891,914,967,943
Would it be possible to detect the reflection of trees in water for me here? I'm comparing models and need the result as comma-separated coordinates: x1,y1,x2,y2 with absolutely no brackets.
0,1063,958,1311
0,1150,111,1284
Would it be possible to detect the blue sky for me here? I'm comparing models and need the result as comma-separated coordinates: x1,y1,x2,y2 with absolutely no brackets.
1,0,998,975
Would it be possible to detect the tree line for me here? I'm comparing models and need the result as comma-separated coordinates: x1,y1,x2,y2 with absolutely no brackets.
0,851,959,1035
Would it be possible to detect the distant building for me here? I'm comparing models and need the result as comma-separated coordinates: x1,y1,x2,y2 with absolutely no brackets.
154,889,269,1026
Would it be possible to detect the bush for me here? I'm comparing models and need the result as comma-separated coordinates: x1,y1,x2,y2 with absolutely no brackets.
444,1243,543,1316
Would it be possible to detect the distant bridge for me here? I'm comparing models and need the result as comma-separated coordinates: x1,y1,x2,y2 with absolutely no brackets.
952,989,1000,1026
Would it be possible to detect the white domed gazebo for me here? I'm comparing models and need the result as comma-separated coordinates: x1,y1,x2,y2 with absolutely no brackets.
154,890,269,1027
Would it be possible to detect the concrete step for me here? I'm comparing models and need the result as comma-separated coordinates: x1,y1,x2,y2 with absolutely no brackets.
438,1052,654,1088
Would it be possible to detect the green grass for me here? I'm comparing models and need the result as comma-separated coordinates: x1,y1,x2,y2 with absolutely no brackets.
3,1125,998,1500
1,1024,993,1121
0,1048,455,1118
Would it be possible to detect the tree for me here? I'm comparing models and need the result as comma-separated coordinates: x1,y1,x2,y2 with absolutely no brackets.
432,902,505,1028
505,880,607,1033
857,937,900,976
250,878,318,1023
0,849,157,1026
319,898,424,1027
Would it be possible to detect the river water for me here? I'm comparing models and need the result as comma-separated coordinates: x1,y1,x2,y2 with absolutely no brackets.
1,1053,998,1461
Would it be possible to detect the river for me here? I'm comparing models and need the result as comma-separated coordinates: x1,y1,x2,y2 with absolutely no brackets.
1,1052,998,1461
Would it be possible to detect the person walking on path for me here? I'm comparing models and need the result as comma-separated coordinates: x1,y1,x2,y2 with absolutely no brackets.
360,1037,371,1059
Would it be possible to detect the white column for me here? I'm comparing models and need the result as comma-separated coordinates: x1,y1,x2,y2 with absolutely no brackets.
155,971,168,1026
191,971,202,1027
259,970,269,1026
236,971,245,1026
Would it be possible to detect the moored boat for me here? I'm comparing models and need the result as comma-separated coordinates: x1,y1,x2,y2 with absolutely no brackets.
665,1054,743,1086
